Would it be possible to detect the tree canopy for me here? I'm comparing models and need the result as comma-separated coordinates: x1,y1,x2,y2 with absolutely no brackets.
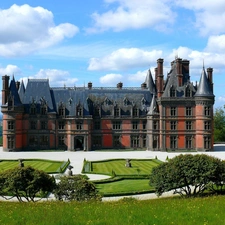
54,174,101,201
0,166,56,202
149,154,225,197
214,107,225,142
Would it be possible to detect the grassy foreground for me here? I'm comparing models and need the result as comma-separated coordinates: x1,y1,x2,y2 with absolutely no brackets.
0,195,225,225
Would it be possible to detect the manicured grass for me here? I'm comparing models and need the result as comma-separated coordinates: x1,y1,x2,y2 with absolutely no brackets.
90,159,161,176
0,195,225,224
96,179,154,195
0,159,69,174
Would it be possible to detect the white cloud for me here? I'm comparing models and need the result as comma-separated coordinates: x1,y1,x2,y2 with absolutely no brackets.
88,48,162,71
175,0,225,36
20,69,78,87
86,0,175,33
128,70,149,83
99,73,123,86
205,35,225,53
0,4,79,57
0,65,21,76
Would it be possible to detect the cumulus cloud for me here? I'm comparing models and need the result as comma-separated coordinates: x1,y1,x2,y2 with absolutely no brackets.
175,0,225,36
0,65,22,76
0,4,79,57
88,48,162,71
86,0,175,33
99,73,123,86
20,69,78,87
205,35,225,53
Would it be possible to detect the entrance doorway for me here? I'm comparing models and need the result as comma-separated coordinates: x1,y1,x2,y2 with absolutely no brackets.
74,136,84,150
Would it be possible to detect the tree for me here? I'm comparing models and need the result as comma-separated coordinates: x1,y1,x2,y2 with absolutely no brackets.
54,174,101,201
214,107,225,142
0,166,56,202
149,154,225,197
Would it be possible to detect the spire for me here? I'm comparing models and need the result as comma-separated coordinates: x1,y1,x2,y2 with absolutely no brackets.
145,69,156,94
8,76,22,105
18,80,25,102
147,95,158,115
195,67,214,97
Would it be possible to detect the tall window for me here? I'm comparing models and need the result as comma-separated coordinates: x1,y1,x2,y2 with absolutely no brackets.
143,121,147,130
204,107,211,116
29,135,38,146
58,106,65,117
186,121,192,130
170,121,176,130
77,106,83,117
113,121,121,130
30,121,37,130
30,105,36,115
131,136,139,148
204,121,211,130
133,107,139,117
153,121,158,130
41,121,47,130
40,135,48,146
170,87,176,97
170,107,177,116
92,136,102,148
58,136,65,147
7,136,14,149
114,107,120,117
113,135,121,147
8,121,15,130
41,106,47,115
133,121,138,130
94,121,101,130
186,136,192,149
204,136,211,149
76,121,83,130
94,107,101,117
186,107,192,116
58,121,65,130
170,136,177,149
143,135,146,148
185,87,191,97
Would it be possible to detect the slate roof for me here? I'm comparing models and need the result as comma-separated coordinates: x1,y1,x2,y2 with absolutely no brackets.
8,76,22,106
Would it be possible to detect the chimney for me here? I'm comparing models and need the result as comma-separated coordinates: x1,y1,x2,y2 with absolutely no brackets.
16,81,20,90
157,58,164,97
117,82,123,89
2,75,10,105
207,67,213,84
141,83,147,89
176,58,183,87
88,82,92,90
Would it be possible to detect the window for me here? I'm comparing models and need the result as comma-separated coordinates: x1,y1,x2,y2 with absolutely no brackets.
185,87,191,97
153,121,158,130
58,121,65,130
143,135,146,148
170,87,176,97
113,135,121,147
133,121,138,130
94,121,101,130
131,136,139,148
204,121,211,130
30,105,36,115
8,121,14,130
133,107,139,117
76,121,83,130
94,107,101,117
204,136,211,149
92,136,102,148
113,121,121,130
186,107,192,116
170,107,176,116
186,136,192,149
41,121,47,130
170,121,176,130
204,107,211,116
143,121,146,130
77,106,83,117
170,136,177,149
186,121,192,130
29,135,38,146
41,106,47,115
30,121,37,130
114,107,120,117
7,136,14,149
58,136,65,147
58,107,65,117
40,136,48,146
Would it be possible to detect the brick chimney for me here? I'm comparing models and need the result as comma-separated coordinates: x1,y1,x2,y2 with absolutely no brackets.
117,82,123,89
176,58,183,87
88,82,92,90
2,75,10,105
157,58,164,97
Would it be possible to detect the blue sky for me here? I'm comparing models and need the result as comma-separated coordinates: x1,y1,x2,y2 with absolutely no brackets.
0,0,225,108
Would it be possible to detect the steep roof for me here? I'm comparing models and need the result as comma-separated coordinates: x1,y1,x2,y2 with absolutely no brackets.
145,69,156,94
8,76,22,106
195,67,214,97
18,80,25,102
147,94,159,115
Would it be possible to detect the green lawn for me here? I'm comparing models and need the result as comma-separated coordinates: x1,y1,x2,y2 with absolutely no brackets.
0,159,69,174
90,159,161,176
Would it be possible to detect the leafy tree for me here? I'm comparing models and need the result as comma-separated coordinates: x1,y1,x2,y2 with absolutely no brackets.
0,166,56,202
54,174,101,201
149,154,225,197
214,107,225,142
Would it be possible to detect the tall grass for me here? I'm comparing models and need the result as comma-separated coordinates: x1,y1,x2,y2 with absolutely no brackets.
0,195,225,225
